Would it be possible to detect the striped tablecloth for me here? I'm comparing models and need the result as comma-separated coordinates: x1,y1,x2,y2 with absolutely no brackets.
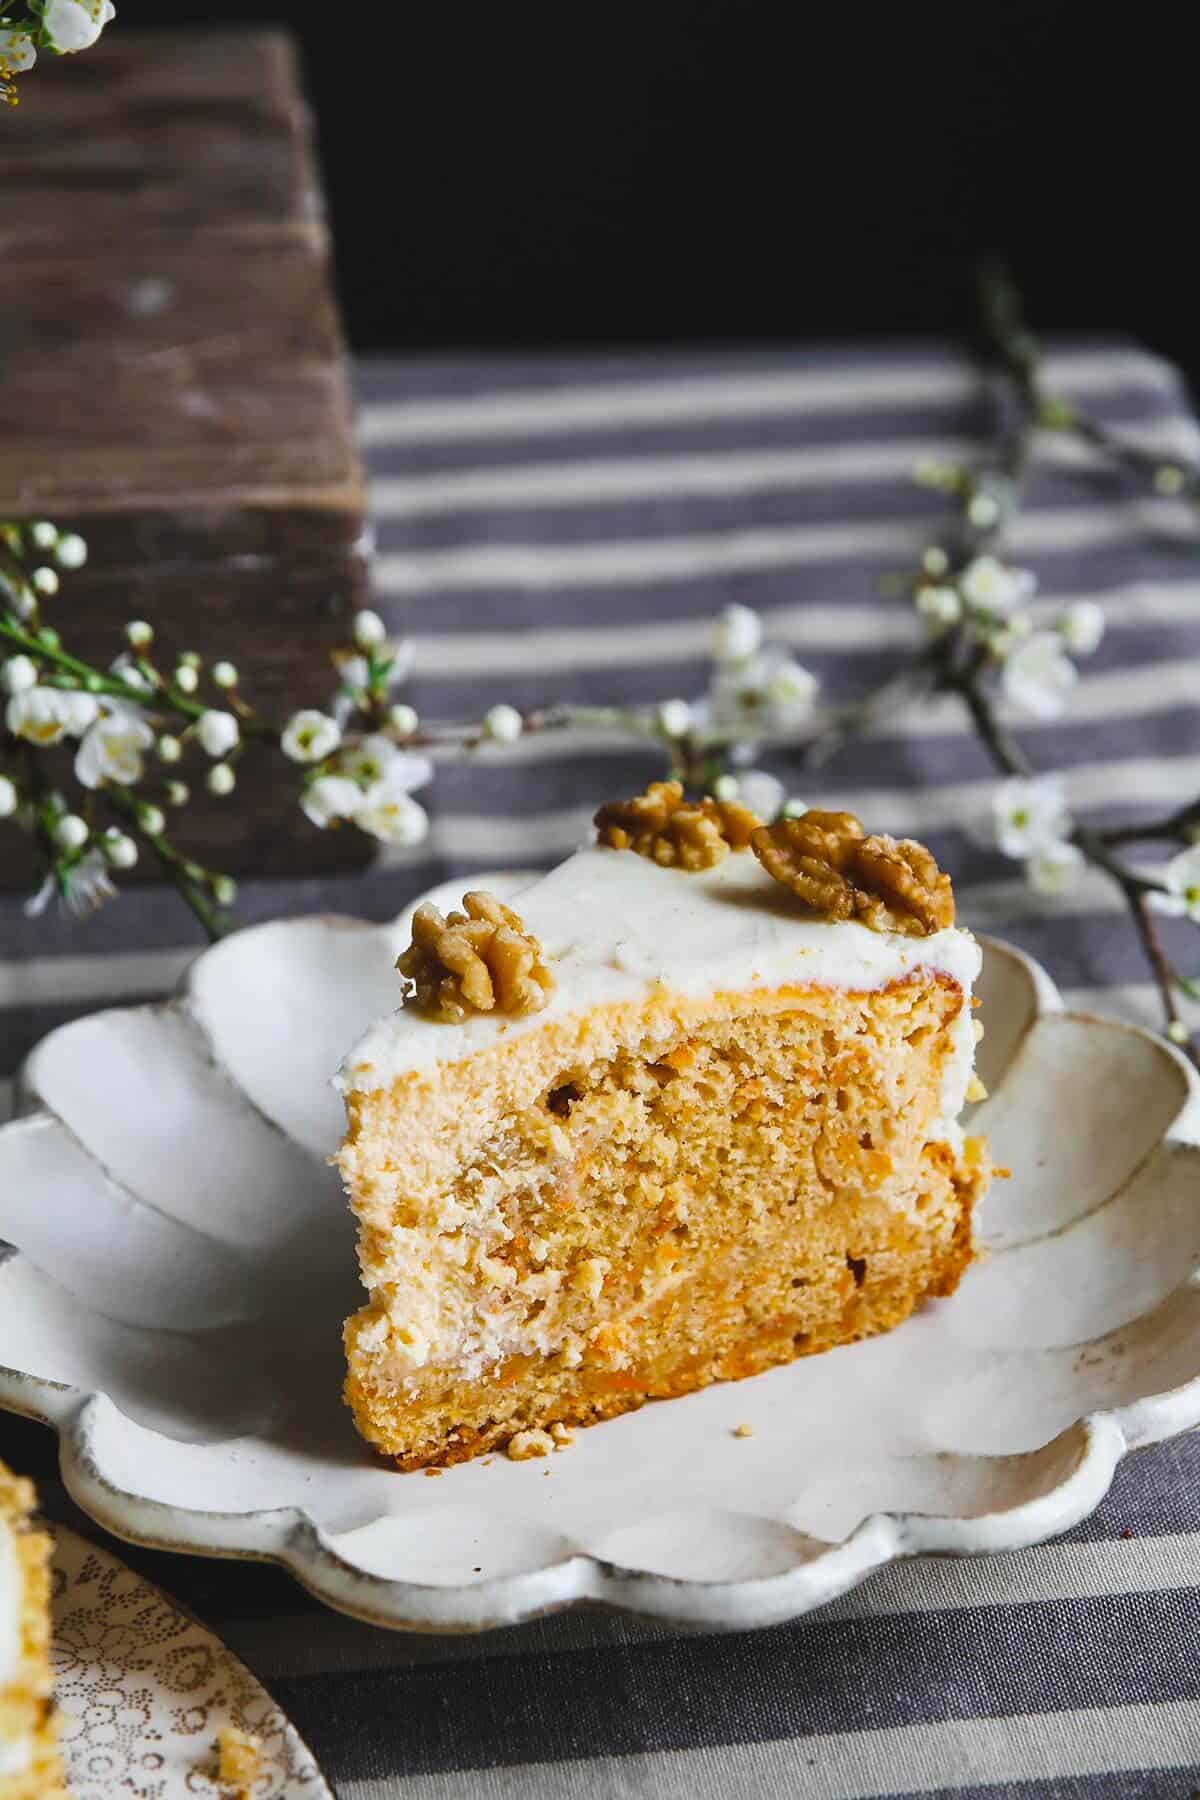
3,341,1200,1798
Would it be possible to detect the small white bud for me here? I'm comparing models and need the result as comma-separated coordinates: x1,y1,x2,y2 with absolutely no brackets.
10,584,36,621
213,875,238,907
388,702,419,736
353,609,388,650
484,703,524,744
967,491,1001,529
31,566,59,597
54,532,87,569
54,813,89,852
710,603,763,665
197,709,240,758
782,797,810,819
211,660,238,689
1168,1020,1190,1045
1,655,38,695
1058,600,1105,656
178,650,202,670
207,762,236,796
29,521,58,550
101,829,138,870
0,774,18,818
126,620,153,648
657,698,692,738
1155,465,1186,497
174,664,199,694
157,734,182,763
165,780,189,807
138,804,165,835
921,545,950,577
712,773,740,801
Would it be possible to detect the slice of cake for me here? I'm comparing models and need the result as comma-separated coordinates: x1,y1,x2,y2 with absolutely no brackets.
1,1462,65,1799
337,794,992,1469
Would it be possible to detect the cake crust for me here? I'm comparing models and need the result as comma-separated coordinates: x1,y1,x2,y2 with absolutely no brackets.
0,1464,66,1800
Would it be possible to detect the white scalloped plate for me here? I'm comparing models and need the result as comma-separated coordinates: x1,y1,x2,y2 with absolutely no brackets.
3,872,1200,1635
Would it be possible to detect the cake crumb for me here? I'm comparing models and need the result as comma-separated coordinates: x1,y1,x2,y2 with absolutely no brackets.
507,1427,555,1461
423,1466,443,1477
549,1422,575,1450
732,1422,755,1439
216,1727,261,1798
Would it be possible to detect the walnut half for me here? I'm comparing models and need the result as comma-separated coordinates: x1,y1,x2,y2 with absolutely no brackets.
397,890,555,1022
751,809,954,936
594,780,761,871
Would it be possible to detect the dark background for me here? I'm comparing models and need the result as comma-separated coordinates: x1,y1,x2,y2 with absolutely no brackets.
98,4,1197,383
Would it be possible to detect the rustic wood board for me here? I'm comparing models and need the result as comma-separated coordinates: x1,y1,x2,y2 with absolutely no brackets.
0,28,371,886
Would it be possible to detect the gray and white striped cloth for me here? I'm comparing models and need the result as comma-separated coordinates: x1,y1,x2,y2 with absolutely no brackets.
3,341,1200,1797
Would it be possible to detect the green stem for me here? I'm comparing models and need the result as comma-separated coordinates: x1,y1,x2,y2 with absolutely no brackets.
104,790,229,941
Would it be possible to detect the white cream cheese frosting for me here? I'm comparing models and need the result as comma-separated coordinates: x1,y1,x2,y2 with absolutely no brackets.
0,1512,31,1777
340,843,982,1135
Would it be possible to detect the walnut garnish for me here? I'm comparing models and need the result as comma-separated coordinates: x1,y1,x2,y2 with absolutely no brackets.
397,890,555,1022
594,780,762,870
751,809,954,936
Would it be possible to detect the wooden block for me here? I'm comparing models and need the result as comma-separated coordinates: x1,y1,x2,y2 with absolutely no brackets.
0,28,371,886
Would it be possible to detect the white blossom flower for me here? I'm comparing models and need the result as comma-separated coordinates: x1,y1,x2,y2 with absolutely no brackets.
0,774,17,817
1058,600,1105,656
110,651,154,693
6,687,69,746
916,586,963,627
1002,631,1079,718
101,828,138,870
765,657,819,727
1149,845,1200,922
0,29,37,72
353,609,388,650
710,604,763,665
41,0,116,53
484,703,524,744
1027,839,1084,897
74,710,154,789
55,533,87,569
388,702,419,736
57,690,100,736
207,763,236,796
356,765,430,846
959,555,1037,615
341,733,394,786
735,769,785,820
990,774,1072,860
54,813,89,852
657,698,692,738
25,849,116,921
197,709,240,758
1,655,38,696
281,709,341,763
301,774,364,829
212,660,238,689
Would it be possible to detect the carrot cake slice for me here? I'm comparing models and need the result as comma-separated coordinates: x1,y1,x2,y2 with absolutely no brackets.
1,1461,65,1799
337,793,992,1469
